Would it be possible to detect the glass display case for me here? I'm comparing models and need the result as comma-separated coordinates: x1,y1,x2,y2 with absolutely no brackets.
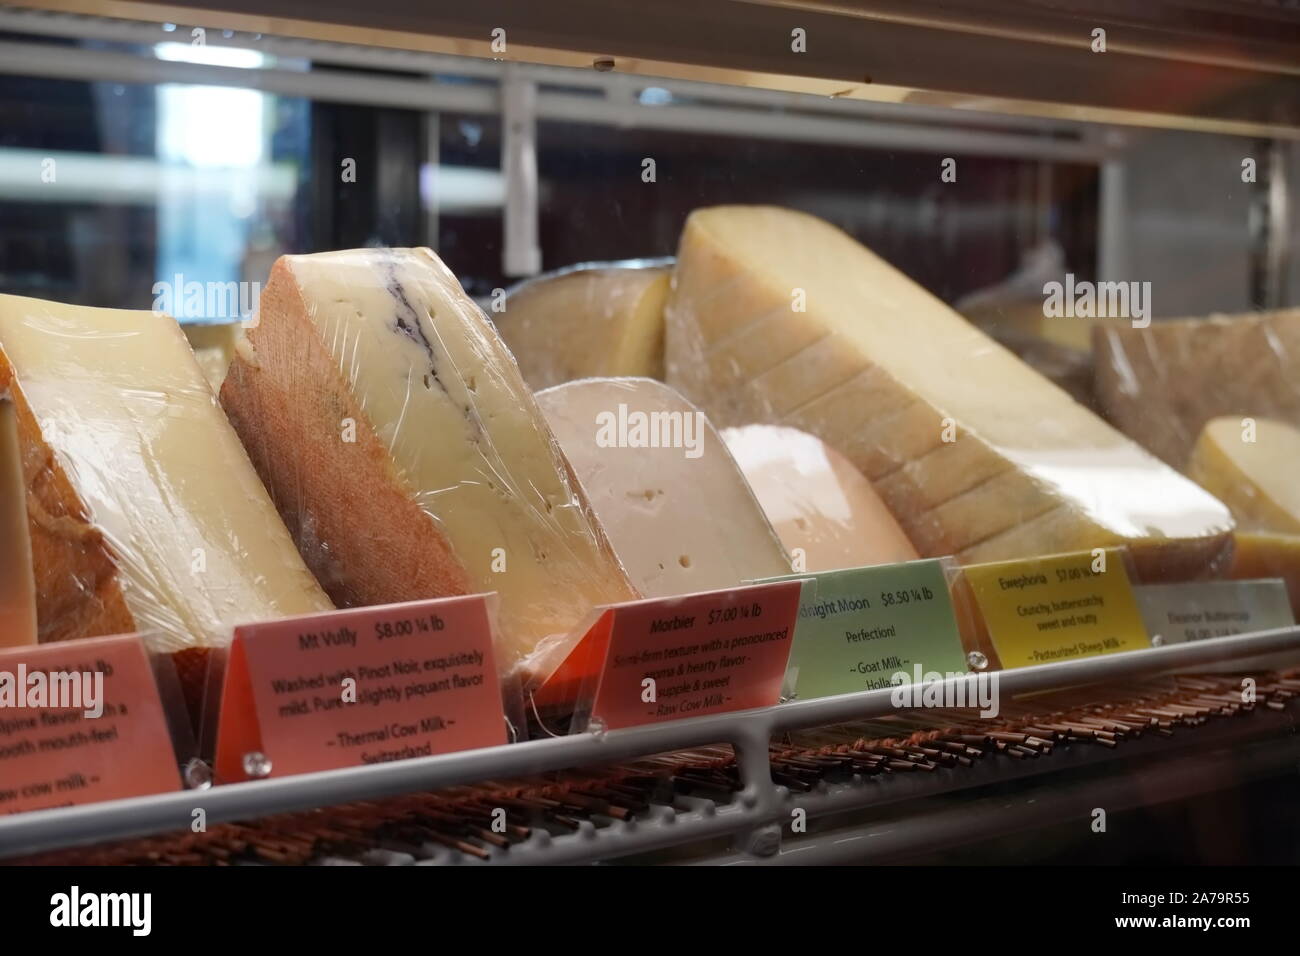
0,0,1297,871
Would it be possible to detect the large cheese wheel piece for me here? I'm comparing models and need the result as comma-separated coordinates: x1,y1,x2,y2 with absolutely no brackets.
495,262,670,390
721,424,917,572
664,206,1234,578
0,294,333,647
1094,309,1300,468
1188,417,1300,534
536,378,791,596
0,395,36,646
220,248,638,665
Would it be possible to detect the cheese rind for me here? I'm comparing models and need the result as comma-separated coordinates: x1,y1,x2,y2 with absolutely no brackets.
0,294,333,647
1189,417,1300,534
0,396,36,646
495,262,670,390
220,249,638,665
537,378,791,596
665,206,1235,577
721,424,917,572
1093,309,1300,467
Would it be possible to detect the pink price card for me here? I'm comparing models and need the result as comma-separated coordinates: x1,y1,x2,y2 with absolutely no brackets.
214,595,508,783
538,581,804,732
0,634,181,815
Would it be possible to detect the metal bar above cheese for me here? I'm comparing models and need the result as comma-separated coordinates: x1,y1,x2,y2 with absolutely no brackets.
0,294,333,648
494,260,671,390
664,205,1235,579
0,394,37,647
721,424,917,572
1189,417,1300,534
219,248,638,668
536,377,792,597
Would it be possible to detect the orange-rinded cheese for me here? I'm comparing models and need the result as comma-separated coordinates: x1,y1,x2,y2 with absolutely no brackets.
0,294,333,647
0,394,36,646
220,248,638,666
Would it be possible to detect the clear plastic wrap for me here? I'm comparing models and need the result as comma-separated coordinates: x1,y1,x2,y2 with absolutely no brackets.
720,423,919,572
218,248,639,678
535,376,791,597
0,294,334,655
1093,308,1300,469
493,259,672,390
662,205,1235,582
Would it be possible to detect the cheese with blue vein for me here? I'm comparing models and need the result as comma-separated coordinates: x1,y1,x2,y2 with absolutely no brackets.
220,248,638,666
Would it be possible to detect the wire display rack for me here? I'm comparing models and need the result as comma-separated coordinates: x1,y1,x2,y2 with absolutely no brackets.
1,627,1297,865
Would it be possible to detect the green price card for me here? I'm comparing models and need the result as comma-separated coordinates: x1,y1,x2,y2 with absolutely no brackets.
753,558,970,700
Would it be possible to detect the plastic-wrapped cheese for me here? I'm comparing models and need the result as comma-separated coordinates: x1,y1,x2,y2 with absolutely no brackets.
536,378,791,597
721,424,917,571
220,248,638,666
664,206,1235,578
1094,309,1300,468
0,395,36,646
0,294,333,648
494,261,671,390
1189,417,1300,534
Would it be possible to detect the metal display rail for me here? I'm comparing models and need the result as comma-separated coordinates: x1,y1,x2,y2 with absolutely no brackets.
1,627,1297,865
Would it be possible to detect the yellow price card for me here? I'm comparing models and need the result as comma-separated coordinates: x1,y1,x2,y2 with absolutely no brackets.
963,549,1151,669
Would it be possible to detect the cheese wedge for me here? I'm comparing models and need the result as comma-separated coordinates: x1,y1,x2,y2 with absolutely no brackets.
1094,308,1300,467
537,378,791,596
0,294,332,647
183,321,242,392
1227,532,1300,615
721,424,917,571
495,262,671,390
664,206,1234,578
220,248,638,665
1189,417,1300,534
0,395,36,646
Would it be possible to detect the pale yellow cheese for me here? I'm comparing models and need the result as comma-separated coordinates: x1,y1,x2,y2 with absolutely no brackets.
665,206,1234,578
0,395,36,646
537,378,791,596
0,294,332,647
721,424,917,572
1189,417,1300,534
495,263,670,390
183,321,242,392
222,249,639,666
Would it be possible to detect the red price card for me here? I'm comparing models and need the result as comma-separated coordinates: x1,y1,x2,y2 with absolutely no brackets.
0,634,180,815
214,595,508,782
534,581,804,732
